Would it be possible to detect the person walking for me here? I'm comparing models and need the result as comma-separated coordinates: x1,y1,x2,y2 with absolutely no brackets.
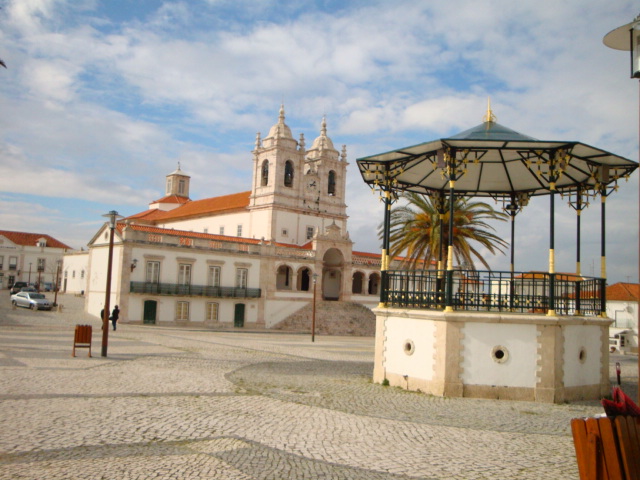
110,305,120,331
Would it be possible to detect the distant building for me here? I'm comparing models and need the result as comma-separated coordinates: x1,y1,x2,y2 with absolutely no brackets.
606,282,639,353
77,106,383,328
0,230,71,290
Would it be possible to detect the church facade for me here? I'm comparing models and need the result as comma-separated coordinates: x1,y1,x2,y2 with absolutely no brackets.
80,107,382,328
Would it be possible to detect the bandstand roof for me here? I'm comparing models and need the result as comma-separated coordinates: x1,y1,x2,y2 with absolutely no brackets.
357,111,638,198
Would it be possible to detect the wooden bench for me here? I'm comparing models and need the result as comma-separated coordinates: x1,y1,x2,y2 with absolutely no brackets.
571,416,640,479
72,324,92,357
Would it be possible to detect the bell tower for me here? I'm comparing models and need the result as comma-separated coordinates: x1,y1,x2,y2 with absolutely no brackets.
165,163,190,198
248,106,349,246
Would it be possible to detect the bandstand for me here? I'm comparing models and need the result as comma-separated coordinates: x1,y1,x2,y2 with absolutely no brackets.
357,105,638,403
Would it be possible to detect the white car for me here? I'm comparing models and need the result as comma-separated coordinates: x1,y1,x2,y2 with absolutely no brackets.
11,291,52,310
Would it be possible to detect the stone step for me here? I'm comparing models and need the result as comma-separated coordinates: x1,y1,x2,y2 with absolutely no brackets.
272,300,375,336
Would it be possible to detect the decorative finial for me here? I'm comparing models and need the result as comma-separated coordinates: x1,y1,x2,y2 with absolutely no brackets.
255,132,261,149
279,104,285,124
299,133,306,151
321,116,327,136
177,161,181,171
483,97,496,123
341,145,347,162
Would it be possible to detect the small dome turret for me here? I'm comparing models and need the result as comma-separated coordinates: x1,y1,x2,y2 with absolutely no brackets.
266,104,293,140
310,116,335,151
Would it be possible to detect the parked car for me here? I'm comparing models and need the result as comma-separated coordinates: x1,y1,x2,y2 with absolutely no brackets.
43,282,54,292
10,282,28,294
11,291,52,310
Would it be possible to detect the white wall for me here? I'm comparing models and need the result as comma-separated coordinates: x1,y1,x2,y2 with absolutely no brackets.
62,252,89,294
461,323,537,388
384,316,436,380
563,325,603,388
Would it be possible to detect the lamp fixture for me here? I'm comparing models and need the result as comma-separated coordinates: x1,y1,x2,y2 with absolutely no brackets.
131,258,138,272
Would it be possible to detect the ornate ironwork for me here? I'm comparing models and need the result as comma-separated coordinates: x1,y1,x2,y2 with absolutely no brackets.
382,269,604,316
130,282,261,298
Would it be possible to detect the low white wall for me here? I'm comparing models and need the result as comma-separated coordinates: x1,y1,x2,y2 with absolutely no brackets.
563,325,602,388
385,316,436,381
461,323,537,388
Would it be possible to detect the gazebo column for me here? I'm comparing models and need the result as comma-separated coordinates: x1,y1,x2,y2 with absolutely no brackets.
380,189,392,307
568,189,585,315
444,180,456,312
435,191,446,296
506,194,519,311
547,185,557,316
600,188,607,317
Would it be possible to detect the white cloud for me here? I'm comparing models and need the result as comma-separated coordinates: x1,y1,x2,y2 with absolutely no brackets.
0,0,637,281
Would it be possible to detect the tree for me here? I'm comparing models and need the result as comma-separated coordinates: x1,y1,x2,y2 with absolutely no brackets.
381,192,509,270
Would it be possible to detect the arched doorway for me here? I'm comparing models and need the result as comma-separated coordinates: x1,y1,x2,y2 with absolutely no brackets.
322,248,344,300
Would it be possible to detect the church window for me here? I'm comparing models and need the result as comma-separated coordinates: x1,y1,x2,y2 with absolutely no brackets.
208,266,221,287
281,228,288,237
261,160,269,186
297,267,311,291
368,273,380,295
236,268,248,289
284,160,294,187
237,224,243,237
9,256,17,270
219,226,224,235
166,178,172,195
352,272,364,294
176,301,189,321
178,179,186,195
178,264,191,285
306,226,315,240
328,170,336,196
206,302,219,321
276,265,293,290
145,261,160,283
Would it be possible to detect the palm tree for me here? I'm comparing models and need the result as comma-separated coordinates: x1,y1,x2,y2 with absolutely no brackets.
381,192,509,270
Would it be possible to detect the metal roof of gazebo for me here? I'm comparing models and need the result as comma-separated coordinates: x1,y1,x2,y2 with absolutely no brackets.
356,104,638,316
357,108,637,198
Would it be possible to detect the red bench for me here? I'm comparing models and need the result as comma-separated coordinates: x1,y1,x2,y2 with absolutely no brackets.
571,416,640,479
72,324,92,357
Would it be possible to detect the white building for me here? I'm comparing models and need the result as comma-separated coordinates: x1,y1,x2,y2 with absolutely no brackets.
79,107,382,328
0,230,71,290
606,282,639,354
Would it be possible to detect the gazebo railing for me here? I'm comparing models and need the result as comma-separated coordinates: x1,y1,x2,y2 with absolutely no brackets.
382,269,605,316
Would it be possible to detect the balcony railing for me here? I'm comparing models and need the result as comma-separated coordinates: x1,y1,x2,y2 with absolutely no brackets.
382,269,605,316
130,281,261,299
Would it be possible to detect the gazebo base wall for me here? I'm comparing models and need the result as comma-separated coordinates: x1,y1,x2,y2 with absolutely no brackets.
373,308,612,404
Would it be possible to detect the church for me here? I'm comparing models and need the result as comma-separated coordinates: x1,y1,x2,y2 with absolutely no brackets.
78,106,381,328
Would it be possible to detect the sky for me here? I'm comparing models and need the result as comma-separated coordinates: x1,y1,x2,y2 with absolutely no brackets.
0,0,638,284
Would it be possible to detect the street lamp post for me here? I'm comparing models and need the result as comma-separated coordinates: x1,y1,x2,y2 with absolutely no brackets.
603,14,640,400
101,210,122,357
28,263,31,284
53,259,61,307
312,273,319,342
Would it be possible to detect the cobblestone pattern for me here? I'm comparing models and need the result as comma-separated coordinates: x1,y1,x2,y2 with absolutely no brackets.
0,293,637,479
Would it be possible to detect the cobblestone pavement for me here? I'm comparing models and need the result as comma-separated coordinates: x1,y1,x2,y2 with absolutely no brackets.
0,293,638,479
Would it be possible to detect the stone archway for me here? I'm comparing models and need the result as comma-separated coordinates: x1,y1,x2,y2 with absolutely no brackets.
322,248,344,300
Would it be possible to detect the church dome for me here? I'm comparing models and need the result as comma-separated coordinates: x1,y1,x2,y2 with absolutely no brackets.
266,104,293,139
310,117,335,151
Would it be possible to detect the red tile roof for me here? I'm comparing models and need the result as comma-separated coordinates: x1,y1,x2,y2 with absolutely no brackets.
515,271,584,281
0,230,72,250
117,223,304,249
151,194,191,204
128,191,251,224
606,282,640,302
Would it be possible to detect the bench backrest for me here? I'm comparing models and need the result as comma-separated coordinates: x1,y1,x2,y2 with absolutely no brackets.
74,324,92,345
571,416,640,480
